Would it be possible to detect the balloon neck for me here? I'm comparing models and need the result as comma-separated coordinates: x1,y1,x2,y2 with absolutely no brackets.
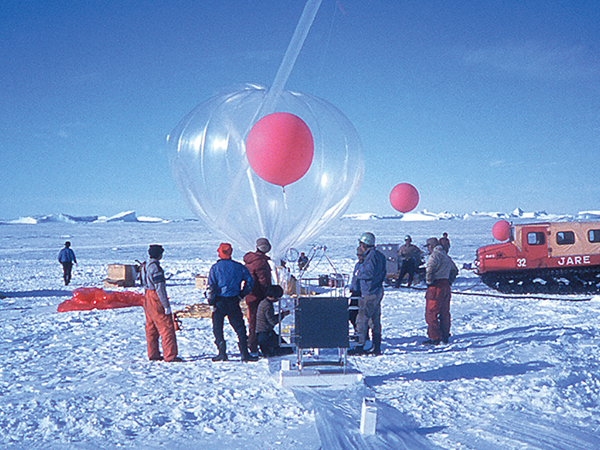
282,187,289,209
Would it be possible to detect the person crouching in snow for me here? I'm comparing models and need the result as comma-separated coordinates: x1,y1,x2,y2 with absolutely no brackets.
207,243,257,362
256,285,293,357
141,245,181,362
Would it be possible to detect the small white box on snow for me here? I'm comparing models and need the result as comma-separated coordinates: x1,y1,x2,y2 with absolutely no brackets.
360,397,377,435
195,275,208,290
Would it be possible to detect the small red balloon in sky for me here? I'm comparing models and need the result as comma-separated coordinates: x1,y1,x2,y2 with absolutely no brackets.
492,220,511,241
246,112,314,187
389,183,419,213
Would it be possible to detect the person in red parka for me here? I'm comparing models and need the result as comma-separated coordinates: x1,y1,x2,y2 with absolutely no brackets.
243,238,273,356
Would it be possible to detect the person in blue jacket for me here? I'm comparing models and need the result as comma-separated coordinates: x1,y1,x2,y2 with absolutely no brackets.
207,243,257,362
57,241,77,285
349,232,387,356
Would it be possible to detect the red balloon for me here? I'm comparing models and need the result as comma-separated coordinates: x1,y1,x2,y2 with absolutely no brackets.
389,183,419,213
246,112,314,187
492,220,511,241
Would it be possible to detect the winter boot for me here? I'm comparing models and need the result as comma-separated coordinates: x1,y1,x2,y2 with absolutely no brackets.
239,342,258,362
212,342,228,362
348,345,365,356
369,333,382,355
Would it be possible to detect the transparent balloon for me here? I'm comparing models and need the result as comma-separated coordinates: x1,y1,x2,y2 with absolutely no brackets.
168,84,364,258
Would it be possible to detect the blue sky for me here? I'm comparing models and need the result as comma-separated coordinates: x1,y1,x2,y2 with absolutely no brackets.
2,0,599,220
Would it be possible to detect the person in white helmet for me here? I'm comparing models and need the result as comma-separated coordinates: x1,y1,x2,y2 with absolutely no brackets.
348,232,387,356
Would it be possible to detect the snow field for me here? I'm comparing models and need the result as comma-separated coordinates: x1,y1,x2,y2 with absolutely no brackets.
1,218,600,449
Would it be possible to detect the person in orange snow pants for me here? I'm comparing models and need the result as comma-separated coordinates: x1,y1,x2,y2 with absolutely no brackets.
140,244,179,362
425,279,452,342
143,289,178,361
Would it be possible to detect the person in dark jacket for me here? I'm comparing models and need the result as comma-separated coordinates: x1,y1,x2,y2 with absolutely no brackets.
297,252,309,271
255,285,293,357
349,232,387,356
439,232,451,253
243,238,273,356
394,235,422,287
57,241,77,285
207,243,257,362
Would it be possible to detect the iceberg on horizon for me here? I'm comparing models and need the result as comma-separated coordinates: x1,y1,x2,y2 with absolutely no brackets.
9,216,38,224
38,213,99,223
577,211,600,220
7,213,99,224
2,211,160,224
343,210,461,221
341,213,385,220
138,216,169,223
4,208,598,225
96,211,139,223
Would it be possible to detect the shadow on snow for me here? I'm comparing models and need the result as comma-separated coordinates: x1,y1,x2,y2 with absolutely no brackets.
366,359,552,386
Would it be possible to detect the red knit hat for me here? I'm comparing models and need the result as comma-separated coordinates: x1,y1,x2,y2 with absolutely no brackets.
218,243,232,259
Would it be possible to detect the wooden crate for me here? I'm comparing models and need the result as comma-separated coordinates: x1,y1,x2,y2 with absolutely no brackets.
195,275,208,290
104,278,136,288
107,264,136,281
105,264,137,288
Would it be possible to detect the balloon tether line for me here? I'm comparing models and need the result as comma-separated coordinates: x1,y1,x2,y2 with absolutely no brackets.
243,0,323,237
255,0,323,120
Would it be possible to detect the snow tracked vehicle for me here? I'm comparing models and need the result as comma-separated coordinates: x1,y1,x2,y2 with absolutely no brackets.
475,221,600,294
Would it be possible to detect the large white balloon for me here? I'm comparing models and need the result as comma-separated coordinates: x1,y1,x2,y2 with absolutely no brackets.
168,84,364,258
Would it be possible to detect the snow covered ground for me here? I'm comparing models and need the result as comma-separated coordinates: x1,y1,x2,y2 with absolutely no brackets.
1,217,600,449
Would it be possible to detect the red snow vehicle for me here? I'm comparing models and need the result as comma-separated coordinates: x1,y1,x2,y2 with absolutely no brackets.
475,221,600,294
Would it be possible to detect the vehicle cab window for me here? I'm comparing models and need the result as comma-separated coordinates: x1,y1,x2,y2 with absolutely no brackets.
527,232,545,245
556,231,575,245
589,230,600,243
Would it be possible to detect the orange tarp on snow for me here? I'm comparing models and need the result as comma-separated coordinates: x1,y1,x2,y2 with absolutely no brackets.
57,287,143,312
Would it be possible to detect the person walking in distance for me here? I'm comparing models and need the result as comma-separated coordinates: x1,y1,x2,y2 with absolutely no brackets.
58,241,77,285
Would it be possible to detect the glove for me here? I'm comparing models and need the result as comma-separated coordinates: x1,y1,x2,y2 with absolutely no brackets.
164,306,172,315
172,313,182,331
